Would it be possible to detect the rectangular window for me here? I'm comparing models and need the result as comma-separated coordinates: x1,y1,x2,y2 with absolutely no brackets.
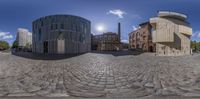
70,32,72,40
51,24,53,30
55,24,58,29
38,28,41,41
41,21,43,26
61,24,64,29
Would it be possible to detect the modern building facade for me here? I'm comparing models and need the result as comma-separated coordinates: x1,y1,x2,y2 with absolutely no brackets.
16,28,32,49
92,32,120,51
91,23,121,51
150,11,192,56
129,22,156,52
32,15,91,54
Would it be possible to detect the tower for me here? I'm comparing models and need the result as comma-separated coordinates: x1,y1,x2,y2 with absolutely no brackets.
118,22,121,43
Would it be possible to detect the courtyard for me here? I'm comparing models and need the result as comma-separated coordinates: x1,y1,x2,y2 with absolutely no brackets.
0,51,200,98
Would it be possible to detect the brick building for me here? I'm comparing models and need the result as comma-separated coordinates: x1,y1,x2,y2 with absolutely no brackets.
91,23,121,51
129,22,155,52
92,32,120,51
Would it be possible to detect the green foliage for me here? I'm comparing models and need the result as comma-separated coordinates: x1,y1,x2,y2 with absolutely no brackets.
25,43,30,49
12,41,18,48
0,40,10,50
191,41,200,52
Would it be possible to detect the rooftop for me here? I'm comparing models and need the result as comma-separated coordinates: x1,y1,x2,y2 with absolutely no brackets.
158,11,187,21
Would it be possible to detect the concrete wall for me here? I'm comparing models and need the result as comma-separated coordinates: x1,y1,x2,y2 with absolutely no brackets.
150,11,192,56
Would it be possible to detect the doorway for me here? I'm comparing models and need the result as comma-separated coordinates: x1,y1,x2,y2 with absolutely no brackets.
44,41,48,53
149,46,153,52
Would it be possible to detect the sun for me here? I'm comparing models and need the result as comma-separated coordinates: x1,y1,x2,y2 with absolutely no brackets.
96,24,105,32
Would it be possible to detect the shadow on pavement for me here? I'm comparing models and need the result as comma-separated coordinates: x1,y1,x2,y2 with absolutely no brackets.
11,52,84,60
91,50,144,56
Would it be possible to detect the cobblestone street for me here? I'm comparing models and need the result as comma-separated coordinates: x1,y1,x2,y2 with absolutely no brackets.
1,51,200,98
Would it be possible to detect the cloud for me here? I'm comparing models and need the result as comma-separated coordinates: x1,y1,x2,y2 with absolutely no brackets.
192,31,200,37
132,26,140,31
195,31,200,38
121,39,129,43
132,26,138,31
0,31,14,40
107,9,126,18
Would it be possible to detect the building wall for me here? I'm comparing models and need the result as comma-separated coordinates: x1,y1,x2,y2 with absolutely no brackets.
16,28,32,48
150,11,192,56
129,22,156,52
92,32,120,51
32,15,91,54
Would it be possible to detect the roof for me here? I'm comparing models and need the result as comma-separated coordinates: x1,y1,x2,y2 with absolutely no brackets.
139,22,150,26
103,32,118,35
33,14,90,23
158,11,187,21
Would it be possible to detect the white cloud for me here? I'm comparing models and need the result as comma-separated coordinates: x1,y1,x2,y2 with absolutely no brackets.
132,26,138,31
107,9,126,18
196,32,200,38
192,31,200,37
0,31,14,40
2,35,13,39
121,39,129,43
132,26,140,31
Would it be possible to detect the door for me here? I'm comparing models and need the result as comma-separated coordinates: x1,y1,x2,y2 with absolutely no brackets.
44,41,48,53
57,40,65,54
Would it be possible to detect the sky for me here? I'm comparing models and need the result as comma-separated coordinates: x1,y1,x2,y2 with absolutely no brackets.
0,0,200,45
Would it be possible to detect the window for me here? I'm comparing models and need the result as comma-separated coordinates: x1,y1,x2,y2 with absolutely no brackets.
51,24,53,30
70,32,72,40
38,28,41,41
57,32,64,40
61,24,64,29
55,24,58,29
41,21,43,26
76,25,78,32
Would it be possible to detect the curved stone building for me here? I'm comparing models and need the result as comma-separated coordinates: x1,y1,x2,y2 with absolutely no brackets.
32,15,91,54
150,11,192,56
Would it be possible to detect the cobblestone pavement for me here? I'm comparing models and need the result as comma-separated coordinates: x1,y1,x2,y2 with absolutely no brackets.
0,51,200,98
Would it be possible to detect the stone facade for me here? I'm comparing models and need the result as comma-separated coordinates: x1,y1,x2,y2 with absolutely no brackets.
32,15,91,54
150,11,192,56
129,22,156,52
92,32,120,51
16,28,32,49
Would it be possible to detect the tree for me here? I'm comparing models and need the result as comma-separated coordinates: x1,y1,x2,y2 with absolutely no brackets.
25,43,30,49
0,41,10,50
191,41,200,52
12,41,18,48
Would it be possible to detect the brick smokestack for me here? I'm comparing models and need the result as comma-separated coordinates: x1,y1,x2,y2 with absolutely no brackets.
118,22,121,43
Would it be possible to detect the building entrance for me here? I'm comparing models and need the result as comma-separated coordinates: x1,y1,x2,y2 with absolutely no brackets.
44,41,48,53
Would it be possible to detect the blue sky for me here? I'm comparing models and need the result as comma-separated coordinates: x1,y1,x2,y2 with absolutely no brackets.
0,0,200,45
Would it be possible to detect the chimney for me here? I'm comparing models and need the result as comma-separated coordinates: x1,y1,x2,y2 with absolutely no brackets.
118,22,121,43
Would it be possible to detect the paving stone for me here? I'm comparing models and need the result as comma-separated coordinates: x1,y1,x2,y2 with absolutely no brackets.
7,93,36,97
145,83,154,88
1,52,200,98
